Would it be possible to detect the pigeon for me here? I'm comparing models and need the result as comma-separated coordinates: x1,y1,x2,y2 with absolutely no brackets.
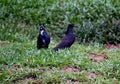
53,24,75,51
37,25,50,49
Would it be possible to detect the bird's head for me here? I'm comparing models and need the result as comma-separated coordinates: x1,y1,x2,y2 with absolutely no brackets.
65,23,75,34
68,24,75,28
38,25,45,35
39,25,45,31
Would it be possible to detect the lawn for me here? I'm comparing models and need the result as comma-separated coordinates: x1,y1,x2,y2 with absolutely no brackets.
0,40,120,84
0,0,120,83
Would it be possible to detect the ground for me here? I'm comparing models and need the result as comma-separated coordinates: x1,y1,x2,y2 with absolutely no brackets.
0,40,120,84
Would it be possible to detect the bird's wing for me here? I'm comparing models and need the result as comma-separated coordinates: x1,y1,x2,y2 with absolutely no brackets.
62,33,75,43
55,34,75,48
43,32,50,38
42,32,50,44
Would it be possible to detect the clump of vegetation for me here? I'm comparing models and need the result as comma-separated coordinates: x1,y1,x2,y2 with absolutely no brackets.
0,0,120,43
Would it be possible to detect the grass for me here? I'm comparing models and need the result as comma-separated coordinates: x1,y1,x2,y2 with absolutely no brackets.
0,40,120,83
0,0,120,83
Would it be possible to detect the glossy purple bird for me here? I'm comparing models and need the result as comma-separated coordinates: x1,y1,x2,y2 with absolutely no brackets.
37,25,50,49
53,24,75,51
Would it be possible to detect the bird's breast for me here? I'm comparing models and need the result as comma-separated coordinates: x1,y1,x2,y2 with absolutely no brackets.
40,30,44,36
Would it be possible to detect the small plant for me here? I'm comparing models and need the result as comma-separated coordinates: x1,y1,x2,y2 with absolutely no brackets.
0,0,120,43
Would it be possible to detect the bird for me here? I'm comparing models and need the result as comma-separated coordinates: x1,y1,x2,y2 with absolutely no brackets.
37,25,50,49
53,24,75,51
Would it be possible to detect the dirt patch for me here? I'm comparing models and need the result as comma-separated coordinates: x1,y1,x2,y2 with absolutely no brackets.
0,41,9,45
38,67,46,72
62,65,79,72
116,43,120,48
24,73,37,79
13,73,37,83
104,43,120,49
88,72,97,79
88,53,108,62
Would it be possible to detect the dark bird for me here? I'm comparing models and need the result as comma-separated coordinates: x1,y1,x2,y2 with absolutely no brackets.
37,25,50,49
53,24,75,51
